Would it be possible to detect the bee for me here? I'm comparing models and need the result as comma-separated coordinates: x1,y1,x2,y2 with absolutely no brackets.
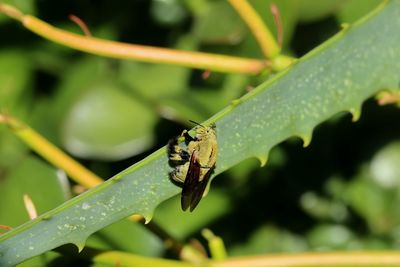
168,121,218,212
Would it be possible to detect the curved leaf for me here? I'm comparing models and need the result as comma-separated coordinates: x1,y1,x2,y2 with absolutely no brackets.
1,1,400,265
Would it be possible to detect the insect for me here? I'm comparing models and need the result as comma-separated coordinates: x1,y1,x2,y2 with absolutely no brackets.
168,121,218,212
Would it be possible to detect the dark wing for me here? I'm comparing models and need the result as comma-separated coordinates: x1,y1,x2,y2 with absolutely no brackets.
188,168,213,212
181,151,213,212
181,151,201,211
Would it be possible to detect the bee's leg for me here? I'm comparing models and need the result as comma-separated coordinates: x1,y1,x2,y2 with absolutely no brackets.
200,165,212,169
170,163,189,183
181,129,197,141
168,137,190,163
178,149,190,161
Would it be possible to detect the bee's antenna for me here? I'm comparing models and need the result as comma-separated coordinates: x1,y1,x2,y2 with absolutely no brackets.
189,120,205,128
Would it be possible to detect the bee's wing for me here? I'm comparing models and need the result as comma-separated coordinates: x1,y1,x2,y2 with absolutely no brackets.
188,168,213,212
181,152,201,211
181,151,213,212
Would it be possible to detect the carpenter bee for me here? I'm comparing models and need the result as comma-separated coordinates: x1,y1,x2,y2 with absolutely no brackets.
168,121,218,212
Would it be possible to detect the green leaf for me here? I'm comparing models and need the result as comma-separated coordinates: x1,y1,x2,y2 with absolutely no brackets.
0,129,29,169
307,224,355,250
230,225,307,255
62,83,157,160
150,0,188,26
0,49,32,111
162,74,251,122
337,0,382,23
339,141,400,235
1,1,400,265
153,189,231,239
193,0,245,44
87,219,163,256
15,251,59,267
0,156,68,227
295,0,347,22
370,141,400,189
119,61,190,99
50,57,158,160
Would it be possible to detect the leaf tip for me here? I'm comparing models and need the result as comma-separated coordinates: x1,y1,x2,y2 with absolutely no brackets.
299,134,312,147
257,155,268,167
74,238,87,253
140,212,153,224
349,107,362,122
112,174,124,181
340,23,350,30
41,213,52,220
230,99,241,107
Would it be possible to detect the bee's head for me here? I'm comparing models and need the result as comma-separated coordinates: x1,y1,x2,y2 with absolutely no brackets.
189,120,215,128
195,123,216,138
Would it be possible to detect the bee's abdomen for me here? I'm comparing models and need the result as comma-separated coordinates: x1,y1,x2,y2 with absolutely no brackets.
168,138,190,163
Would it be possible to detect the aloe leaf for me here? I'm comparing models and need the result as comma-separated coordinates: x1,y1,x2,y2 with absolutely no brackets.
1,1,400,265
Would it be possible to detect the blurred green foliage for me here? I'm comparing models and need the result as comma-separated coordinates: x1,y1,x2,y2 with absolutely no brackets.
0,0,399,266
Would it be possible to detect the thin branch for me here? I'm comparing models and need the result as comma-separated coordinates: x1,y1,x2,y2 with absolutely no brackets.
211,251,400,267
228,0,280,58
0,3,268,75
0,225,13,231
0,3,23,20
69,14,92,37
23,194,38,220
270,3,283,48
202,229,227,260
56,246,201,267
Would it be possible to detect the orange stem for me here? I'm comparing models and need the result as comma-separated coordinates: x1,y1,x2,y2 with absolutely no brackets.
228,0,280,58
